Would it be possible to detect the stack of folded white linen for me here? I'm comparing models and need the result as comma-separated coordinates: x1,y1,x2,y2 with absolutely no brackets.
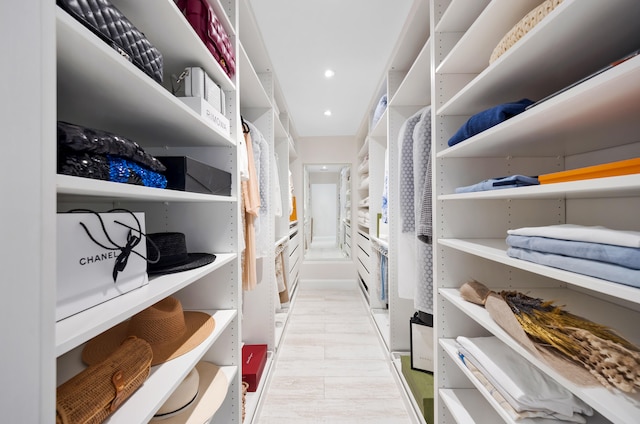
456,336,593,423
359,175,370,190
506,224,640,288
357,209,370,227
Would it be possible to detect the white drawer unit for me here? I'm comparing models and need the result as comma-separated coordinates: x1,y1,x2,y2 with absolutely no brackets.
288,228,301,288
356,230,372,288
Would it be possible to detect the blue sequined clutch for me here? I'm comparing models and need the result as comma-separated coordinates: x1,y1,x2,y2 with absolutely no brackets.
57,121,167,188
58,152,167,188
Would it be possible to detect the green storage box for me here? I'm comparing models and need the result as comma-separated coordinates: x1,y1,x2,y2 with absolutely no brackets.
401,355,434,423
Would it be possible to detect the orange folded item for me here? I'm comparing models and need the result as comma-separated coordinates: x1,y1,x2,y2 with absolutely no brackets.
538,158,640,184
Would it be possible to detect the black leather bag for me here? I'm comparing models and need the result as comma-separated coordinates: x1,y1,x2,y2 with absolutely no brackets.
58,0,164,83
57,121,168,189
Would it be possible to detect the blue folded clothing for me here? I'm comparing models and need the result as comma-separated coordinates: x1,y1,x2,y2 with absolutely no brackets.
507,246,640,288
455,175,538,193
372,94,388,127
506,235,640,270
448,99,534,147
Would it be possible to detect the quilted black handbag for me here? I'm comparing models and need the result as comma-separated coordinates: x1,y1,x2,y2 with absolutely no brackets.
58,0,164,83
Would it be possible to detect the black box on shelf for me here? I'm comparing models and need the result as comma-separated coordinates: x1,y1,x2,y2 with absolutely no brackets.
157,156,231,195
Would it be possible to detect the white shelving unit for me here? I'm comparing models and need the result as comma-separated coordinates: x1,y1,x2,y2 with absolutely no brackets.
354,1,433,422
237,1,301,420
391,353,429,424
243,351,275,424
288,222,302,297
383,0,431,361
432,1,640,423
3,0,245,422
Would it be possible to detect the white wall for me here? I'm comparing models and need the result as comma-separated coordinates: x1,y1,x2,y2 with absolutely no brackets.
311,183,337,239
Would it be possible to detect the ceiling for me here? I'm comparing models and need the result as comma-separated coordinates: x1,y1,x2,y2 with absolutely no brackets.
246,0,415,138
305,163,350,173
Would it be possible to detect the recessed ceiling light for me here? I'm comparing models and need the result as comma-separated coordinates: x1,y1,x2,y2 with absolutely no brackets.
324,110,332,116
324,69,335,78
321,165,328,170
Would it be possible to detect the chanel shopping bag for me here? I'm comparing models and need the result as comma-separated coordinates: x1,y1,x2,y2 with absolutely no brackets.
56,210,150,321
410,311,434,373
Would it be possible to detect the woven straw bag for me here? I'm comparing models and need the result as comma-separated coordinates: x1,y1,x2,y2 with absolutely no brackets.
490,0,564,63
56,336,153,424
241,381,249,422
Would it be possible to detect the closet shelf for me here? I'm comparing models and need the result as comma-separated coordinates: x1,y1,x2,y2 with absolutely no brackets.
435,0,490,33
437,53,640,158
438,174,640,200
57,175,237,203
56,253,237,356
288,136,298,159
437,0,640,116
441,339,528,424
56,9,236,149
117,363,238,424
370,110,388,138
436,0,541,75
358,138,370,159
440,288,639,424
372,309,390,351
389,353,427,424
438,238,640,305
239,43,271,108
440,339,610,424
110,0,236,91
244,351,274,423
439,388,502,424
275,115,288,138
275,234,289,247
389,38,432,107
58,311,238,424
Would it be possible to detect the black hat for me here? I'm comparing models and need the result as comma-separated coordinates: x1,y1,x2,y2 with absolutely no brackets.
147,232,216,275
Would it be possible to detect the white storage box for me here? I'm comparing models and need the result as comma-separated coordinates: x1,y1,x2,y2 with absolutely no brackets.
175,67,225,114
56,211,148,321
179,96,230,138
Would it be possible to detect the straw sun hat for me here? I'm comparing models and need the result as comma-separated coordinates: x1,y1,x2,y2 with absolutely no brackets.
151,361,228,422
82,296,215,366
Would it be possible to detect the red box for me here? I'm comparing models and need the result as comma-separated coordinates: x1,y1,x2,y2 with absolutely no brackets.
242,344,267,392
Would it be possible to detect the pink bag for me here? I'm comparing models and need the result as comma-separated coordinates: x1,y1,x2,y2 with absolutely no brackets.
176,0,236,78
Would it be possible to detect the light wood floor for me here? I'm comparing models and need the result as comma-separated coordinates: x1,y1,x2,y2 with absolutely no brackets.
254,280,412,424
304,237,349,261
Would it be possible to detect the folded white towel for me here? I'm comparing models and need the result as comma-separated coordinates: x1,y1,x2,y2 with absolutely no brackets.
508,224,640,248
457,336,593,418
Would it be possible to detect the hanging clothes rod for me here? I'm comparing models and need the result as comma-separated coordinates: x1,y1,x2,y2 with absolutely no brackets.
274,240,288,256
371,240,388,257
